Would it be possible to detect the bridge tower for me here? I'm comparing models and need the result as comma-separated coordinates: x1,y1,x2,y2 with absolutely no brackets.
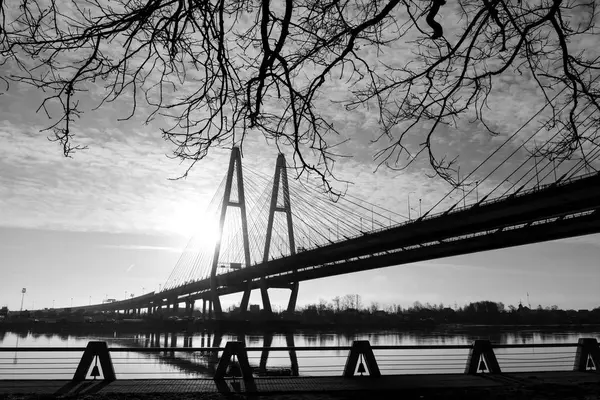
209,147,252,319
240,153,298,314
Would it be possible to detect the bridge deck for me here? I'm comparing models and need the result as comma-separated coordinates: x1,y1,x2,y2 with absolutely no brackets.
1,372,598,397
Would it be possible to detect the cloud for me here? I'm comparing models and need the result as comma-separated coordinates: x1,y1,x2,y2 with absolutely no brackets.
100,244,184,253
0,112,227,236
0,4,595,247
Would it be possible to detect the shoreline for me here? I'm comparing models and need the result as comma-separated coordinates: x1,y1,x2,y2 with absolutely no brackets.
2,320,600,335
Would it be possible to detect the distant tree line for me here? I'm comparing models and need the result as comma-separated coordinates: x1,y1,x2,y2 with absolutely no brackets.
290,295,600,327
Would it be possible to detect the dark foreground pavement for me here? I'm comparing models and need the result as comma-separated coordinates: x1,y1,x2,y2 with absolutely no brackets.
1,372,599,399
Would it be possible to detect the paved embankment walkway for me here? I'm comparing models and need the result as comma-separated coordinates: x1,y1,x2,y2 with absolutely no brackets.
0,372,599,399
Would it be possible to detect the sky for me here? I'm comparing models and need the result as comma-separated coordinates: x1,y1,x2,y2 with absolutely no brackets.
1,2,599,312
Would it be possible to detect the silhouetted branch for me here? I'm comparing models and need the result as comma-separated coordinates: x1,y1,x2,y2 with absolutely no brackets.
0,0,598,191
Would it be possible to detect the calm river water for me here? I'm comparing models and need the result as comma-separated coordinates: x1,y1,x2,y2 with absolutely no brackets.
1,327,598,379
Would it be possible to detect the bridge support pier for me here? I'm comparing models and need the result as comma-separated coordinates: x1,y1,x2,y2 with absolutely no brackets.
240,287,251,312
287,282,299,313
209,147,252,321
185,300,195,316
254,152,298,317
260,280,272,314
254,281,300,315
173,300,179,314
147,306,152,315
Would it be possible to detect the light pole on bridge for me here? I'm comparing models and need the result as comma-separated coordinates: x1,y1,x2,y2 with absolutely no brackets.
408,192,416,221
457,167,466,207
20,288,26,312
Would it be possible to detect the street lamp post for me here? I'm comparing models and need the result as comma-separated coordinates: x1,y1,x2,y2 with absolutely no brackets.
20,288,26,312
476,181,479,203
457,167,466,207
419,199,422,218
533,143,540,187
70,298,73,307
408,192,416,221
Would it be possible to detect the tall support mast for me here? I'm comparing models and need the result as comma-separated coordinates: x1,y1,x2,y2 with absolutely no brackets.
252,153,298,314
209,147,252,319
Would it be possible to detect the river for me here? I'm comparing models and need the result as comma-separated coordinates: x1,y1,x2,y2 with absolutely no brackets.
1,327,599,379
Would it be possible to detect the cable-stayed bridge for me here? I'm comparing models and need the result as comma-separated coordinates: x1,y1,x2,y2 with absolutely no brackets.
67,98,600,319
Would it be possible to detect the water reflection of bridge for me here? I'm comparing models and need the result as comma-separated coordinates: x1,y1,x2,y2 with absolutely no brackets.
113,331,299,377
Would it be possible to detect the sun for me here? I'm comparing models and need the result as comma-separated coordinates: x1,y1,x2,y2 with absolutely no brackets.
167,201,220,250
192,215,220,252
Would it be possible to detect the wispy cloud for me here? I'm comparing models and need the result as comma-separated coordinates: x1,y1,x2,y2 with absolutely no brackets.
99,244,184,253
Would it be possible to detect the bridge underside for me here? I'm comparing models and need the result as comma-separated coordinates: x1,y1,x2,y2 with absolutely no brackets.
75,173,600,316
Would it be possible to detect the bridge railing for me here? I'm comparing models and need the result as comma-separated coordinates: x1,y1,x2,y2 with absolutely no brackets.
0,338,598,381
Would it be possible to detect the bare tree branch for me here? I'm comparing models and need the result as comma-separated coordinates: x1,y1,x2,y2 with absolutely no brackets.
0,0,598,192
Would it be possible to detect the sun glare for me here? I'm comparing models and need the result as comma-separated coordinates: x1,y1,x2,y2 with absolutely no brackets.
192,216,220,252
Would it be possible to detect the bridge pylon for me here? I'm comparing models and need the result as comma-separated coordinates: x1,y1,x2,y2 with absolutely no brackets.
209,147,252,319
240,153,298,314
